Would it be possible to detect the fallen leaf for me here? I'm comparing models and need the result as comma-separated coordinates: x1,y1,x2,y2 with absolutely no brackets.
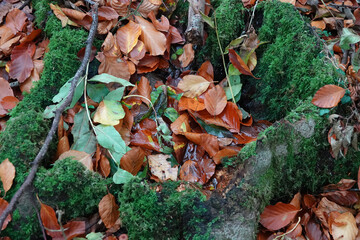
137,76,152,105
177,75,211,98
58,150,93,171
0,96,19,110
260,202,300,231
0,159,15,193
93,100,125,126
39,201,60,232
0,198,11,230
148,11,170,32
183,132,219,157
135,15,166,56
3,9,27,35
98,193,120,229
179,160,204,183
311,85,346,108
228,49,258,78
148,154,178,181
50,4,79,27
330,212,358,240
197,61,214,82
178,96,205,111
8,43,36,83
120,147,145,175
170,113,191,135
178,43,194,68
204,85,227,116
116,20,141,54
213,148,238,164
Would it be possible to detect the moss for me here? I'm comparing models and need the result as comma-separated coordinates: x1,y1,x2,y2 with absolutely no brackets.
198,0,245,69
254,0,338,120
2,210,41,240
118,179,208,240
35,159,107,221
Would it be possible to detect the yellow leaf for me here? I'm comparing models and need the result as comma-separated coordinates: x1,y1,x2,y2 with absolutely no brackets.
93,100,125,126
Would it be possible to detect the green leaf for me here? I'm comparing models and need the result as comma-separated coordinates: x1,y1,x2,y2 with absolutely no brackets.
104,87,125,101
69,76,85,108
171,53,177,60
224,36,246,54
137,162,148,179
72,131,97,154
89,73,134,87
85,232,104,240
164,108,179,122
113,168,134,184
87,84,109,103
196,118,233,138
228,64,241,76
43,101,63,118
340,28,360,50
167,86,183,100
72,109,89,143
341,94,351,104
95,124,127,155
52,78,72,103
353,49,360,72
319,108,330,116
200,11,214,29
175,48,184,55
225,84,242,102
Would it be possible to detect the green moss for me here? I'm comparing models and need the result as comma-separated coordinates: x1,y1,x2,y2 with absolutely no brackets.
254,0,338,120
198,0,245,68
2,210,41,240
119,179,208,240
35,158,107,221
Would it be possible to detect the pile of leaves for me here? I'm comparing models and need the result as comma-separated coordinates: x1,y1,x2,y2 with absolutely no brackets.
258,177,360,240
0,0,273,238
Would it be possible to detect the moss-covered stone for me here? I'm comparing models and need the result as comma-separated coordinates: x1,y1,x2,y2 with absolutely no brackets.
254,0,338,120
35,159,107,221
198,0,245,69
118,178,210,240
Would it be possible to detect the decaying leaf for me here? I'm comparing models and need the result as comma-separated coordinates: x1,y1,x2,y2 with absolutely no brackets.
0,198,11,230
148,154,178,181
330,212,358,240
178,43,194,68
120,147,145,175
98,193,120,229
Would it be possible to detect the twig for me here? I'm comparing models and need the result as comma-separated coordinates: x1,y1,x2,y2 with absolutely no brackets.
214,12,236,103
19,0,31,10
273,217,301,240
247,0,259,33
0,2,99,231
33,199,47,240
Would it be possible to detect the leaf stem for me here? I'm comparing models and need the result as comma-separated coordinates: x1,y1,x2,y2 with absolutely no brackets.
214,12,236,103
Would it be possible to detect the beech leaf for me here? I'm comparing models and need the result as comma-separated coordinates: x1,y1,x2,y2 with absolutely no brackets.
39,201,60,231
95,124,127,158
120,147,146,176
228,49,258,78
177,75,211,98
0,198,11,230
98,193,120,229
204,85,227,116
93,100,125,126
330,212,358,240
178,43,194,68
260,202,300,231
0,159,15,193
58,150,93,171
116,20,141,54
311,84,346,108
148,154,178,181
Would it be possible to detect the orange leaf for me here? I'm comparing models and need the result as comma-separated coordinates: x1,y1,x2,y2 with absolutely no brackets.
311,20,326,30
170,113,191,135
218,102,241,133
0,96,18,110
183,132,219,157
213,148,238,164
177,75,211,98
148,11,170,32
311,85,346,108
228,49,258,78
98,193,120,229
135,15,166,56
50,4,79,27
204,85,227,116
3,9,27,35
98,6,120,21
0,159,15,193
58,150,93,171
179,160,204,183
40,202,61,231
49,221,86,240
0,198,11,230
197,61,213,82
178,97,205,112
330,212,358,240
120,147,145,175
137,55,160,74
138,76,152,106
99,154,111,177
129,40,146,61
20,59,44,93
56,135,70,159
178,43,194,68
260,202,300,231
198,157,215,183
169,26,184,44
116,20,141,54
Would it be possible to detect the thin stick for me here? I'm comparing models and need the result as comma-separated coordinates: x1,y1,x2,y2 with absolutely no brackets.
247,0,259,33
0,3,99,231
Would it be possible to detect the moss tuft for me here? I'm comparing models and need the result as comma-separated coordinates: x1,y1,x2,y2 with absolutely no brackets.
118,178,208,240
35,158,107,221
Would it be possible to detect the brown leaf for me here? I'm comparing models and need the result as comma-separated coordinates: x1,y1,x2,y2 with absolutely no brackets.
330,212,358,240
305,218,326,240
120,147,145,175
9,43,36,83
213,148,238,164
40,201,61,231
228,49,258,78
0,198,11,230
0,77,13,116
198,157,215,183
204,85,227,116
0,96,19,110
197,61,214,82
323,179,356,191
183,132,219,157
170,113,191,135
321,191,359,206
178,97,205,112
148,11,170,32
312,85,346,108
311,20,326,30
99,193,120,229
290,192,301,210
99,155,111,177
58,150,93,171
96,53,131,80
179,160,204,183
138,76,152,105
218,102,242,133
178,43,194,68
116,20,141,54
3,9,27,35
169,26,184,44
20,59,44,93
148,154,178,181
128,40,146,61
135,15,166,56
50,4,79,27
177,75,211,98
260,202,300,231
56,135,70,159
98,6,120,21
0,159,15,193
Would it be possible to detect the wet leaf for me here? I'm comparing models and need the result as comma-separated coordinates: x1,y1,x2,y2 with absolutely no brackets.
204,85,227,116
178,97,205,112
184,132,219,157
312,85,346,108
58,150,93,171
179,160,203,183
260,202,300,231
164,108,179,122
148,154,178,181
213,148,238,164
138,76,152,105
177,75,211,98
0,159,15,193
39,202,60,231
197,61,214,82
135,15,166,56
9,43,35,83
98,193,120,229
170,113,191,135
116,20,141,54
120,147,145,175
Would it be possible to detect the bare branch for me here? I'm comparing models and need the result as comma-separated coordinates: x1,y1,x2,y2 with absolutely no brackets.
0,3,99,230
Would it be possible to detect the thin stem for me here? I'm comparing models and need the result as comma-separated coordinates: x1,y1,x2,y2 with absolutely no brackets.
247,0,259,32
274,217,301,240
123,94,159,127
214,12,236,103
